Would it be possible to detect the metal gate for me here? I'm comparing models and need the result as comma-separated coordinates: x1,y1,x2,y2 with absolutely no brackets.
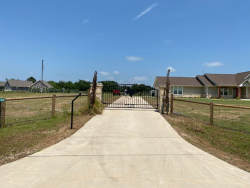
102,84,159,109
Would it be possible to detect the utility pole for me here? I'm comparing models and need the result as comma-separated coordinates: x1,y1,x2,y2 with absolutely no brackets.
41,59,44,81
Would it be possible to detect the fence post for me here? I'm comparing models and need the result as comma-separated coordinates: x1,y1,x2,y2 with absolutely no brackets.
210,102,214,125
170,94,174,114
0,98,6,128
52,95,56,117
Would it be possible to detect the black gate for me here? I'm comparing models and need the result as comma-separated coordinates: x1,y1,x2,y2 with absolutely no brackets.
102,84,159,109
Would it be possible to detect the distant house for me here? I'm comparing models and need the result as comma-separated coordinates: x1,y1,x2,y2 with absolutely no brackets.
154,71,250,99
4,80,33,91
30,80,53,92
0,81,5,91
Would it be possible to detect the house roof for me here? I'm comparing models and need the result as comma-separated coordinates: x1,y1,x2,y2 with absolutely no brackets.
235,71,250,85
31,80,53,89
154,71,250,88
154,76,203,88
196,75,214,86
204,74,238,87
7,80,33,88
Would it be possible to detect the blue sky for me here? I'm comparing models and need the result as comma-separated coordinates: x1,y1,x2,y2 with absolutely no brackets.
0,0,250,85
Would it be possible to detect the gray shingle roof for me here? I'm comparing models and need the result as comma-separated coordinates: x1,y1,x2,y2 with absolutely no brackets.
31,80,53,89
235,71,250,85
196,75,214,86
154,76,203,88
204,74,237,86
154,71,250,88
7,80,33,88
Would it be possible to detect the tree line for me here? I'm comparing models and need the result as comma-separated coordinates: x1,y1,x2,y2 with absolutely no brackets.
26,77,153,93
26,76,91,92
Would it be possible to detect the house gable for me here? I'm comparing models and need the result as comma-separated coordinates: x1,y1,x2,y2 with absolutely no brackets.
241,74,250,86
30,80,53,90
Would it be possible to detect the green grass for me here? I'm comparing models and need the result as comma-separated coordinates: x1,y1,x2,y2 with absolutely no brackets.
2,92,87,127
179,97,250,107
0,91,79,99
173,98,250,133
165,114,250,172
0,115,68,159
0,112,93,165
0,92,104,165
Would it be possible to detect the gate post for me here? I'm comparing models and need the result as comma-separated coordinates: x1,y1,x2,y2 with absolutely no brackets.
170,94,174,114
90,83,103,102
210,102,214,126
0,98,6,128
158,87,165,113
51,95,56,117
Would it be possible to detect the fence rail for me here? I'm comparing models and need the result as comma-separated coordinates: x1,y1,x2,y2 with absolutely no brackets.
174,98,250,109
171,96,250,134
0,94,88,128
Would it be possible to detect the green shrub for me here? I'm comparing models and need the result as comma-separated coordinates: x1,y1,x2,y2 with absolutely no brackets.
78,97,104,115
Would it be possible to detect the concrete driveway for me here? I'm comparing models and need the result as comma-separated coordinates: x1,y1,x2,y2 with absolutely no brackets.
0,107,250,187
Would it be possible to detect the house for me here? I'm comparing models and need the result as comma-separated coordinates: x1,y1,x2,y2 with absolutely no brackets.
0,81,5,91
30,80,53,92
154,71,250,99
4,79,33,91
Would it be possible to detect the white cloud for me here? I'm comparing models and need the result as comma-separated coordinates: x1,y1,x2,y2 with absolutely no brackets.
167,66,176,73
133,76,148,82
100,71,109,76
126,56,143,62
134,3,158,20
204,61,224,67
81,19,89,25
113,70,120,75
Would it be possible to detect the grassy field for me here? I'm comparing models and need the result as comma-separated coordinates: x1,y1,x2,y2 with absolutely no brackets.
141,95,158,108
0,91,79,99
179,97,250,107
0,112,93,166
0,91,103,165
165,97,250,172
165,114,250,172
173,98,250,133
0,92,87,127
102,92,121,105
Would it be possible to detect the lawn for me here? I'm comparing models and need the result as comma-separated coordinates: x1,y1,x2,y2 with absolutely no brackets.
179,97,250,107
165,114,250,172
102,92,121,105
173,98,250,133
0,113,93,166
0,92,87,127
0,91,79,99
0,91,101,166
165,97,250,172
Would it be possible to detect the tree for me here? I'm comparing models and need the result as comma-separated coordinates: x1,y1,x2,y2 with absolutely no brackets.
101,81,119,92
27,77,36,83
74,80,90,91
131,84,152,93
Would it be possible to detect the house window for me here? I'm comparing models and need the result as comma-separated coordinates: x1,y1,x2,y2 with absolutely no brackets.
220,88,232,96
172,86,183,95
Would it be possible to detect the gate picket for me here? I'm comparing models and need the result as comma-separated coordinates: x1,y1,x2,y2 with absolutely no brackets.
102,84,158,109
